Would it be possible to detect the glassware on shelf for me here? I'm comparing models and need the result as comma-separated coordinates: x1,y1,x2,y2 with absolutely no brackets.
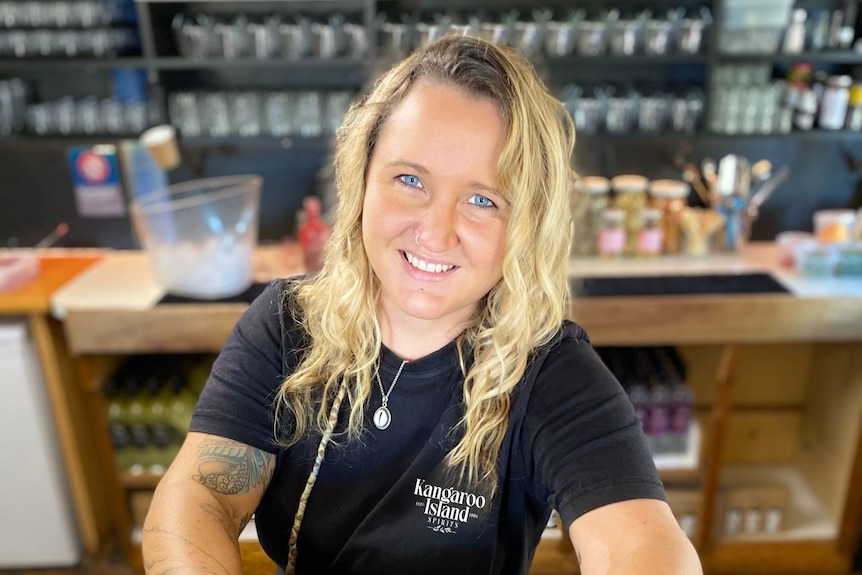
678,15,707,54
649,179,689,255
572,176,610,256
611,174,648,256
576,20,608,56
597,208,626,259
637,208,664,258
605,91,637,134
643,19,673,55
608,18,641,56
230,92,261,138
638,93,670,133
263,91,293,137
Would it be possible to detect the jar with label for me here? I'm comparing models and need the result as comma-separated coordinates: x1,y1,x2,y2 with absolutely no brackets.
597,208,626,258
638,208,664,258
611,174,648,256
572,176,611,256
648,179,689,254
819,75,851,130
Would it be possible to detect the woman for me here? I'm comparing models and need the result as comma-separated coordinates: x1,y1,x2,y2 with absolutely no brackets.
143,35,701,575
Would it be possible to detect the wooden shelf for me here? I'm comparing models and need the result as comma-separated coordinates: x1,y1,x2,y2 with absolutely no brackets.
118,470,163,490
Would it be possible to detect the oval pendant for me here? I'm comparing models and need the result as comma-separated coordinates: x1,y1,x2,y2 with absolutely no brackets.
373,406,391,430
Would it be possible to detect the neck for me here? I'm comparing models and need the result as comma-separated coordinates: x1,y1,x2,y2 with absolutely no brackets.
378,308,468,362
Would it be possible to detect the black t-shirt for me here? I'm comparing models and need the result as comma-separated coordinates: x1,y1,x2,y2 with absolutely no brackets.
190,279,665,575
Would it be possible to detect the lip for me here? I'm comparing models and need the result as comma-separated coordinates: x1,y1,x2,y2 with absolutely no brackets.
400,250,458,280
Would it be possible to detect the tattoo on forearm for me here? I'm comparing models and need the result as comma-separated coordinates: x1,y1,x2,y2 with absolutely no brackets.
192,437,274,495
576,549,582,565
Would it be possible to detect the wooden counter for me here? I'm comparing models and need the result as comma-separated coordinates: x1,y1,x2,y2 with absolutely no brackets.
61,292,862,354
0,253,112,558
54,244,862,353
50,245,862,574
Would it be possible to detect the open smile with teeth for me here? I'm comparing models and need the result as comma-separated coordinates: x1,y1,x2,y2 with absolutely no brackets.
403,251,457,274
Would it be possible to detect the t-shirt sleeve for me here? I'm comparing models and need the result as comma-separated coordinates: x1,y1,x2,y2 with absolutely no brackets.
188,279,288,453
524,326,666,529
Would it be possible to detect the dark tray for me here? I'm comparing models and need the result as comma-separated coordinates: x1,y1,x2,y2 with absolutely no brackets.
570,273,789,298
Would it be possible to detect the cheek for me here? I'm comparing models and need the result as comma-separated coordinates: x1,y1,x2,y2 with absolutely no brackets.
465,221,508,270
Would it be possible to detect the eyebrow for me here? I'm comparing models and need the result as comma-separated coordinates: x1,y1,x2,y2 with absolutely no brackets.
385,159,505,200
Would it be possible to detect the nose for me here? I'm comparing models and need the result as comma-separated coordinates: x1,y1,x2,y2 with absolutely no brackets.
417,197,458,253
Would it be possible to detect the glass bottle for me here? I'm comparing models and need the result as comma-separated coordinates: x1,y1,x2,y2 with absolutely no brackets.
298,195,331,273
782,9,807,54
597,208,626,259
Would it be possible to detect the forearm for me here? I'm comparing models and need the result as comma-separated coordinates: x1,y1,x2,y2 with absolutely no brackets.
143,481,247,575
582,535,702,575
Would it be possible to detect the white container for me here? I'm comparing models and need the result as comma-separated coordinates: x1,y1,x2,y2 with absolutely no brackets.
819,75,852,131
130,175,262,299
0,322,81,567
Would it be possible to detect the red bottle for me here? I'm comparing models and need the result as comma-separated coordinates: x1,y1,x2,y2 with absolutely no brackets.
298,196,331,273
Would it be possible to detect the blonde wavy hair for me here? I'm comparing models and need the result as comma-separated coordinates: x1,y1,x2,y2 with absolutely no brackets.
274,35,576,492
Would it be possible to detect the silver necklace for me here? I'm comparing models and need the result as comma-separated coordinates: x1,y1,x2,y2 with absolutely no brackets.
373,359,407,430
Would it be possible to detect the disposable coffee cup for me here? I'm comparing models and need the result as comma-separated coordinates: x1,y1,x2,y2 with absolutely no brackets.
140,124,181,170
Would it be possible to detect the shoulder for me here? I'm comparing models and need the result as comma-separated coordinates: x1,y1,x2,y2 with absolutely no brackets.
525,321,624,413
533,320,596,377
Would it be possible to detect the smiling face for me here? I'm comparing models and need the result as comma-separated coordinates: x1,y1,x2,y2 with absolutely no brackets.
362,82,510,342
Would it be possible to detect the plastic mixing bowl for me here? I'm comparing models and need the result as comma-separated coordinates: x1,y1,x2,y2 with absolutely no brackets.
130,175,262,299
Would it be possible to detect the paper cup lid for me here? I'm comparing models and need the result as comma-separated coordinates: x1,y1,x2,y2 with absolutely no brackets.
140,124,177,146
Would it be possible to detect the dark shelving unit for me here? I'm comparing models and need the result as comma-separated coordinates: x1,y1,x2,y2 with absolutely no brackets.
716,51,862,64
148,57,369,70
0,58,149,71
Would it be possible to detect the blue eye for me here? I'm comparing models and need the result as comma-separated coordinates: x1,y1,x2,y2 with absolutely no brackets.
467,194,496,208
398,175,422,188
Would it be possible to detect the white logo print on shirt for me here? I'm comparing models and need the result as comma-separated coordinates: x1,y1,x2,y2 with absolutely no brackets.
413,477,487,534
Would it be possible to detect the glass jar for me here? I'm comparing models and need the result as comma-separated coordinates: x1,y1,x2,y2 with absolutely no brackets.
638,208,664,258
597,208,626,259
648,179,690,255
572,176,611,256
611,174,648,256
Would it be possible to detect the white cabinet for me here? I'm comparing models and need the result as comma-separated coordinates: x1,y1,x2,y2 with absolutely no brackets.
0,320,80,567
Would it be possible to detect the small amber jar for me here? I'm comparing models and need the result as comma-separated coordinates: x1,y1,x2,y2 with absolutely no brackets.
611,175,649,256
648,179,690,255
